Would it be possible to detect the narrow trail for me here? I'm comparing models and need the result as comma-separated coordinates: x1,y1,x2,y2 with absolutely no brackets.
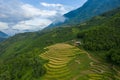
113,65,120,74
83,50,120,80
82,50,99,63
80,50,105,73
75,60,81,64
72,75,80,80
84,50,120,76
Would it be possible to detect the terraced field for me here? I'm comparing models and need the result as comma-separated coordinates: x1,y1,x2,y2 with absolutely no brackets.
40,43,120,80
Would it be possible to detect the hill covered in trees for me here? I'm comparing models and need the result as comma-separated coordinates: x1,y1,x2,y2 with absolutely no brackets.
0,7,120,80
77,8,120,65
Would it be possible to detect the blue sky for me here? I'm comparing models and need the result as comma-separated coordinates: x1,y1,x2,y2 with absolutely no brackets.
21,0,86,8
0,0,87,35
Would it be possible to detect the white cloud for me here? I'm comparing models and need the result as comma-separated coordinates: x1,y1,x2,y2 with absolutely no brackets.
12,18,52,31
40,2,68,14
0,22,9,30
0,14,8,18
51,15,66,24
21,4,57,18
41,2,63,7
0,0,73,35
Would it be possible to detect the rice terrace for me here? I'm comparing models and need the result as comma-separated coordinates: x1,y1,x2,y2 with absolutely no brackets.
40,43,120,80
0,0,120,80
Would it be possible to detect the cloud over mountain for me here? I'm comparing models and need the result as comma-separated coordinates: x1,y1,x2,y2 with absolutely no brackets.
0,0,72,35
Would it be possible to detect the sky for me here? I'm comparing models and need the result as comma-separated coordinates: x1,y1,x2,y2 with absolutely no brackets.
0,0,87,35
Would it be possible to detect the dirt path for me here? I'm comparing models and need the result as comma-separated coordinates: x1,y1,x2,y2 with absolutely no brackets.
113,65,120,74
81,51,106,74
84,51,99,63
75,60,81,64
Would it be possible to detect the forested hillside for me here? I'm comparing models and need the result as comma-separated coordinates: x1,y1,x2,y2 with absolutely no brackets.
77,8,120,65
0,7,120,80
0,27,76,80
0,37,6,42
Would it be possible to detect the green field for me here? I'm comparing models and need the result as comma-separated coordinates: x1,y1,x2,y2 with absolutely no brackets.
40,43,119,80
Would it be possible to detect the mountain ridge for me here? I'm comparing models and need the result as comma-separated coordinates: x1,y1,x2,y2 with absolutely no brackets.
0,31,8,42
0,31,8,38
46,0,120,29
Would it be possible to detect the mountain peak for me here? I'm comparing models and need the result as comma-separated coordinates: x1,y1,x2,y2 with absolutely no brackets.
46,0,120,29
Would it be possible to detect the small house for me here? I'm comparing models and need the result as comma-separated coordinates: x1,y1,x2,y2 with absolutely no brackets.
75,41,81,46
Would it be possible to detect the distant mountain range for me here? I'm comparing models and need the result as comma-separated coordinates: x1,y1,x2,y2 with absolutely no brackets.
46,0,120,29
0,31,8,42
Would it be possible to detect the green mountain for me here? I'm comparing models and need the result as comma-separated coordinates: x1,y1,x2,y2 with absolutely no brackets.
0,37,5,42
47,0,120,29
77,8,120,65
0,7,120,80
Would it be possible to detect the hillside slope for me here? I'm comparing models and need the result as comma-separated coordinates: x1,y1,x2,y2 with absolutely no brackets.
47,0,120,29
0,31,8,42
0,7,120,80
0,37,6,42
0,27,76,80
40,43,118,80
0,31,8,38
77,11,120,66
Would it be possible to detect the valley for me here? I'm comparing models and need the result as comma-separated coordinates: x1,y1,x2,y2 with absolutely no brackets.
0,0,120,80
